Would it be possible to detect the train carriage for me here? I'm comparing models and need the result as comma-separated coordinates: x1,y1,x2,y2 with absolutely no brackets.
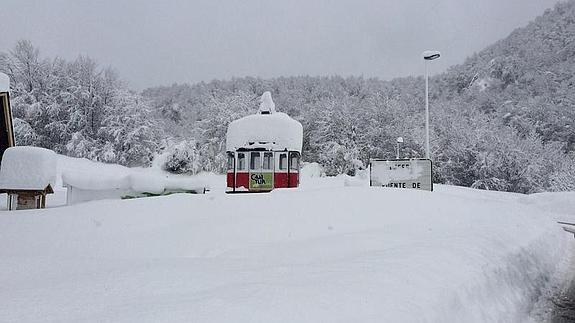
226,92,303,193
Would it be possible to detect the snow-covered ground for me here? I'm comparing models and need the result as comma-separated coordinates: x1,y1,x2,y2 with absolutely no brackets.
0,163,574,322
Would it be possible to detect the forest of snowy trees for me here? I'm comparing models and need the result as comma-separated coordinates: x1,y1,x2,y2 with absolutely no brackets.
1,1,575,193
0,40,161,167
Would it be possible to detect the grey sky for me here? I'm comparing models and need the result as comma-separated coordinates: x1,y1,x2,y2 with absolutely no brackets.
0,0,562,89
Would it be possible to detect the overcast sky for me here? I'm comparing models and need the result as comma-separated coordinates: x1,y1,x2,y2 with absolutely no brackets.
0,0,562,89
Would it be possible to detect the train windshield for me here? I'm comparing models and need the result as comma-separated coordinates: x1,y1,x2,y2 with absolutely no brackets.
237,153,246,170
289,152,300,170
226,152,234,170
279,153,287,170
250,152,261,170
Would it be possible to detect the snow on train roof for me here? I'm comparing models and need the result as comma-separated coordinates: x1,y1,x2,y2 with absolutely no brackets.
226,112,303,152
226,92,303,153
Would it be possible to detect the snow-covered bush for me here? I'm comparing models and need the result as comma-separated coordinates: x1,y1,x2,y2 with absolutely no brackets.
549,154,575,191
318,142,364,176
161,140,201,174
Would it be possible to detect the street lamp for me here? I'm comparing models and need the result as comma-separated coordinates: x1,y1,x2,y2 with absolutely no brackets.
422,50,440,160
396,137,403,159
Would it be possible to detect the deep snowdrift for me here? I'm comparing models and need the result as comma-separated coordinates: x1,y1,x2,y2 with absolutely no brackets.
0,173,573,322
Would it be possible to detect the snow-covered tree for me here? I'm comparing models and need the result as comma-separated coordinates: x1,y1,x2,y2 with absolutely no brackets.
161,140,201,174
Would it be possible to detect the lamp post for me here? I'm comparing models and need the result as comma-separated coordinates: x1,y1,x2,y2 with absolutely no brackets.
422,50,440,160
396,137,403,159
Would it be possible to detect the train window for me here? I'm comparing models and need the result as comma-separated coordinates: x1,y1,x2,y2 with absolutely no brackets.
227,152,234,170
237,153,246,170
250,152,261,170
289,152,300,170
279,153,287,170
263,152,273,170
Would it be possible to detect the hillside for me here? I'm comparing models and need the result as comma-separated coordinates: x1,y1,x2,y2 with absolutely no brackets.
1,1,574,193
140,0,575,193
437,0,575,149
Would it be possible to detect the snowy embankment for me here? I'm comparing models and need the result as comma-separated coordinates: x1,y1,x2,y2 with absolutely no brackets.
0,165,573,322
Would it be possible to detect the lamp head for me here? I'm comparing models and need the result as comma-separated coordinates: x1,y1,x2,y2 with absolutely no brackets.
423,50,441,61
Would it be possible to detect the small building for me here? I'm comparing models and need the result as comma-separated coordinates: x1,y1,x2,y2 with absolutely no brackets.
63,170,208,205
63,171,131,205
225,91,303,193
0,146,57,210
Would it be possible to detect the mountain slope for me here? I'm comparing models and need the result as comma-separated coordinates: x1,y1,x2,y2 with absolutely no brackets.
437,0,575,149
140,1,575,192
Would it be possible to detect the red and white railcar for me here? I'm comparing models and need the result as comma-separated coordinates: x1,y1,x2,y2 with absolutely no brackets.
226,92,303,193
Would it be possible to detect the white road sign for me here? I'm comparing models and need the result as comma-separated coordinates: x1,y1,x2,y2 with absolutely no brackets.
370,159,433,191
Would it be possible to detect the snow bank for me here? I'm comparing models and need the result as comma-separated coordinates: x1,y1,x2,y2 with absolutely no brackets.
0,146,56,190
56,155,130,187
0,181,572,322
343,169,369,187
300,162,324,178
130,173,166,194
0,72,9,92
164,176,208,192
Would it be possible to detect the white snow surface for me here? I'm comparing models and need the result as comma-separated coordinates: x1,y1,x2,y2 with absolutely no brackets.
226,112,303,152
300,162,324,178
0,146,56,190
0,72,9,92
0,165,574,322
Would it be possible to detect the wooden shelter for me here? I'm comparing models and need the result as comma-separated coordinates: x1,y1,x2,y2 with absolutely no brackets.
2,185,54,210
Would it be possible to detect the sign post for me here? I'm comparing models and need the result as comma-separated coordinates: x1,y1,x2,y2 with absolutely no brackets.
369,159,433,191
249,172,274,191
0,72,15,164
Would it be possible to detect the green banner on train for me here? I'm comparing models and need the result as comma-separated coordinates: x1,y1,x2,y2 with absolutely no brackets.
249,172,273,190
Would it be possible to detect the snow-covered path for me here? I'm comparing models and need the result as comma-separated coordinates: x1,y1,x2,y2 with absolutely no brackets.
0,179,573,322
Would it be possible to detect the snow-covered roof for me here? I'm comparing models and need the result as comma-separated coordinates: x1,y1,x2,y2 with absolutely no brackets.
226,112,303,152
0,73,9,92
62,171,131,191
62,170,208,194
0,146,57,191
226,92,303,152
